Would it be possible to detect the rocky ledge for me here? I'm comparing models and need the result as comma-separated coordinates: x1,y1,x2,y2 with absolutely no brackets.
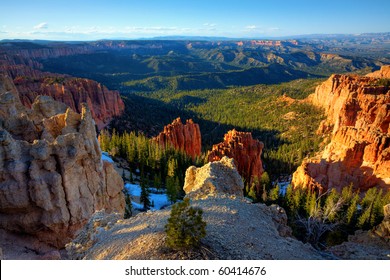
66,156,323,260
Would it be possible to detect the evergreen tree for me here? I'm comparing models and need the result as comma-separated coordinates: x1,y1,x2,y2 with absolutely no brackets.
140,175,151,210
122,169,126,182
123,188,133,219
268,185,280,202
247,183,257,202
165,198,206,250
346,192,360,226
304,189,317,217
166,176,180,204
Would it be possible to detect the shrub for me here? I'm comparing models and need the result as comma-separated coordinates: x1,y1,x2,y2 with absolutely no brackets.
165,198,206,250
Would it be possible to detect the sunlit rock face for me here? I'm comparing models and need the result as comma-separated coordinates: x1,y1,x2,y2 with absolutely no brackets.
292,67,390,192
0,75,124,248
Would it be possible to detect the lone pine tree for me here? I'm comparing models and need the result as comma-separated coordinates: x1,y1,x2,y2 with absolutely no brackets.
165,198,206,250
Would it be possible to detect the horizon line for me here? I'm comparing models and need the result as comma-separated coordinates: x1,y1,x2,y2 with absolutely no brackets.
1,32,390,43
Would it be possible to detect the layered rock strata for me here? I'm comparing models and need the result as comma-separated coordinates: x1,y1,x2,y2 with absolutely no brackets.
0,75,124,248
208,129,264,190
292,66,390,192
154,117,201,159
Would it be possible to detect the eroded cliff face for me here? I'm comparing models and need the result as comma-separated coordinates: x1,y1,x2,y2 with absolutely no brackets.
292,66,390,192
15,75,124,130
207,129,264,191
0,56,125,130
153,117,201,159
0,75,125,248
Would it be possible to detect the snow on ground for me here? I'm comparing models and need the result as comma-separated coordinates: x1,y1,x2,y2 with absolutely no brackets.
278,182,290,196
125,183,141,197
101,152,114,163
125,183,170,211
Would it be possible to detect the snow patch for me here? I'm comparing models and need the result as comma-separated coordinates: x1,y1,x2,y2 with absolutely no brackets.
101,152,114,163
125,183,170,210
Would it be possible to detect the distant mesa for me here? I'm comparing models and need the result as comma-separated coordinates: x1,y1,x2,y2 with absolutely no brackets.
207,129,264,192
0,75,124,248
153,117,202,159
292,65,390,193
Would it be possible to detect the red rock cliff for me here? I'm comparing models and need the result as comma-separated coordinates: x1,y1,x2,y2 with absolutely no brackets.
154,117,202,159
0,43,125,130
2,65,124,130
292,66,390,192
207,129,264,190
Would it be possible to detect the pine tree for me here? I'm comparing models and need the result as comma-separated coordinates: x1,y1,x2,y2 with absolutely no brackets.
165,198,206,250
346,192,360,226
248,183,257,202
123,188,133,219
268,185,280,202
304,189,317,217
122,169,126,182
140,175,151,210
166,175,180,204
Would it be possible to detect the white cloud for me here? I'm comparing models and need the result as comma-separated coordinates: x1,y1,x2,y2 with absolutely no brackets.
246,25,257,30
34,22,48,30
203,23,217,27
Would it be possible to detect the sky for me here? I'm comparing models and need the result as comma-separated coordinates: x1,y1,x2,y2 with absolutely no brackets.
1,0,389,41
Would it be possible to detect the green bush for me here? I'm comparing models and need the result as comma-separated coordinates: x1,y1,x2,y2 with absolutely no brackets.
165,198,206,250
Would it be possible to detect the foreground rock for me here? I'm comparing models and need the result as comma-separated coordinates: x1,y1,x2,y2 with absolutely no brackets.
0,75,124,249
208,129,264,191
293,67,390,192
154,117,201,159
67,157,323,260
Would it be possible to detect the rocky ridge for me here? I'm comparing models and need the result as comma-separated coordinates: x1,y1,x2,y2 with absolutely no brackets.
0,75,125,249
292,66,390,192
66,156,324,260
153,117,201,159
0,46,125,129
208,129,264,191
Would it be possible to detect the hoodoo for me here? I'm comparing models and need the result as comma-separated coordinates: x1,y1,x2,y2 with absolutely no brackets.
208,129,264,191
153,117,202,159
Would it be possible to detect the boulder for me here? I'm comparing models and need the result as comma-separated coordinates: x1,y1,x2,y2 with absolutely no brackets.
183,156,244,199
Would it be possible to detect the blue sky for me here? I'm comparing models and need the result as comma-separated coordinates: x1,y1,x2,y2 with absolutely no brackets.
1,0,389,40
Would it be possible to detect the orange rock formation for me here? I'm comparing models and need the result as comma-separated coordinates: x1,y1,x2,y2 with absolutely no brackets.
154,117,202,159
292,66,390,192
208,129,264,190
14,74,125,130
1,54,125,130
